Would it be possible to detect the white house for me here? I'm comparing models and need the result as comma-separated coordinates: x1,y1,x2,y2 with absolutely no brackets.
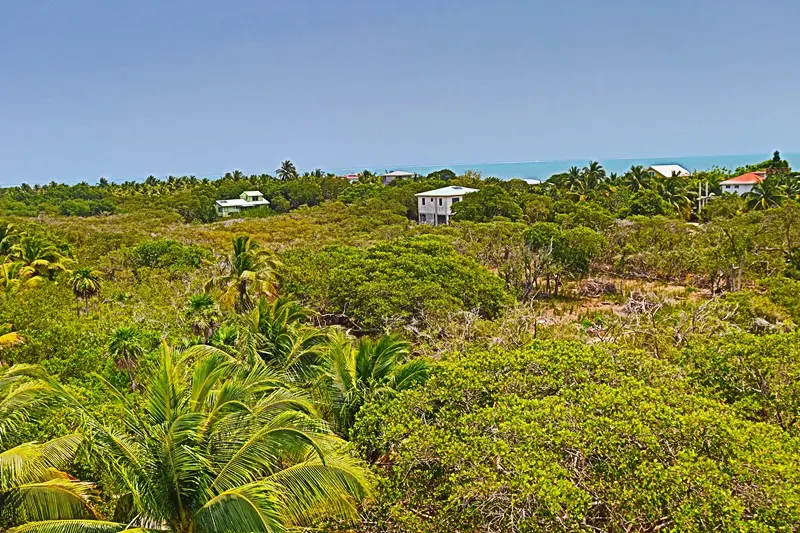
381,170,415,185
215,190,270,217
648,164,692,179
719,172,765,195
519,178,543,185
415,185,478,226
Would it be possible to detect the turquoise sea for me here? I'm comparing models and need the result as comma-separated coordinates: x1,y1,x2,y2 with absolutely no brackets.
329,152,800,180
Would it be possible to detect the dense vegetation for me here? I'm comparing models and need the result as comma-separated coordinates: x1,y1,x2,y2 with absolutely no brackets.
2,153,800,532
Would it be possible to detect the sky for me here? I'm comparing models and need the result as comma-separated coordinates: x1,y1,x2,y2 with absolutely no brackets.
1,0,799,185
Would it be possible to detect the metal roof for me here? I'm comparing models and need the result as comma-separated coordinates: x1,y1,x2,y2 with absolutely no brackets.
415,186,479,197
649,164,691,178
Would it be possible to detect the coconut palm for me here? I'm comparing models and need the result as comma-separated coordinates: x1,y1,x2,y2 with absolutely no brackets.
659,172,694,220
244,297,327,375
67,268,102,316
0,365,95,530
277,160,298,181
313,331,428,437
107,327,144,390
620,165,652,192
745,179,788,211
206,236,280,312
19,344,371,533
10,235,71,283
0,222,19,258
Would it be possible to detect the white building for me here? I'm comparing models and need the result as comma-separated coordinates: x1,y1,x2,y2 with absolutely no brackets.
415,186,478,226
381,170,415,185
719,172,765,195
648,164,692,179
519,178,543,185
215,190,270,217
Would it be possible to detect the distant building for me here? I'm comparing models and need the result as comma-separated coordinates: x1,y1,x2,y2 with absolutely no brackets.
519,178,543,185
648,164,692,179
215,190,270,217
381,170,415,185
343,174,359,183
720,172,765,195
415,186,478,226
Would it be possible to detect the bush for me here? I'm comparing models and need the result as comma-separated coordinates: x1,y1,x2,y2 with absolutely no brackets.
354,341,800,531
123,239,211,270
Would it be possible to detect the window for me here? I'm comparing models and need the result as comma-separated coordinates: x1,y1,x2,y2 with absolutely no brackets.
420,214,426,222
438,198,443,206
452,197,460,203
734,185,739,189
421,198,426,205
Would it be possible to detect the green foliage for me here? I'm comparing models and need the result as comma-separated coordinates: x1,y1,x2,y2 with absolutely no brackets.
628,188,672,217
122,239,211,270
354,341,800,531
451,185,523,222
283,235,512,330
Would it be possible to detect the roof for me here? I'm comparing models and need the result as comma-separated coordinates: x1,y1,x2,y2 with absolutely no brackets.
415,186,479,198
720,172,766,185
216,198,270,207
242,190,264,196
381,170,415,177
344,174,359,180
649,164,691,178
520,178,543,185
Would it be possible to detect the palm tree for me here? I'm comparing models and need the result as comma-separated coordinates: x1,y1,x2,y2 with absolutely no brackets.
185,294,221,342
0,222,19,258
244,297,326,374
620,165,652,192
0,365,95,530
20,344,371,533
745,179,788,211
206,236,280,312
277,160,298,181
313,331,428,437
67,268,102,316
10,235,71,283
107,327,144,390
659,172,694,220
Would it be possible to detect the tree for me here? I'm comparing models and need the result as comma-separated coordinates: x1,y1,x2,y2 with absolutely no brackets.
277,160,299,181
744,179,787,211
0,365,94,530
450,186,523,222
185,294,221,342
244,297,326,374
21,344,372,533
0,221,19,258
107,327,144,390
67,268,102,315
314,331,428,438
620,165,652,192
206,236,280,312
9,235,71,283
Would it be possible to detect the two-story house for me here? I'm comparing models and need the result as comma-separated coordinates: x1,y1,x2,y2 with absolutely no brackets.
415,186,478,226
215,190,270,217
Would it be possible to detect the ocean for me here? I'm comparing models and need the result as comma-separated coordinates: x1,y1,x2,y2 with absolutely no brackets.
328,152,800,180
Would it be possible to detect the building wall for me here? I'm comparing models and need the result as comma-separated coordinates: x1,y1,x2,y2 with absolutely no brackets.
417,196,463,225
722,183,756,195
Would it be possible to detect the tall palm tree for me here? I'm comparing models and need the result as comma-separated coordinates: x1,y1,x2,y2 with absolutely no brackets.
67,268,102,316
0,365,95,530
20,344,371,533
206,236,280,312
620,165,652,192
313,331,428,437
244,297,326,375
745,179,788,211
277,160,298,181
107,327,144,390
659,172,694,220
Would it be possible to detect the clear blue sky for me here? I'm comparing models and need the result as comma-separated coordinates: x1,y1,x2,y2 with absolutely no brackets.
1,0,798,184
